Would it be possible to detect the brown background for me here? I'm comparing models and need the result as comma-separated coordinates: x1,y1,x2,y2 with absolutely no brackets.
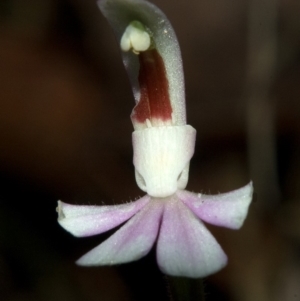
0,0,300,300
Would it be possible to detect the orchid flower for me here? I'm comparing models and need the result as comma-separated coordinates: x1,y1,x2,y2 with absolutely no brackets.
57,0,253,278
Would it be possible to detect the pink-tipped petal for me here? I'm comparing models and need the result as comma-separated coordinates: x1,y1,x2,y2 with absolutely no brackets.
156,196,227,278
57,195,150,237
76,199,164,266
178,182,253,230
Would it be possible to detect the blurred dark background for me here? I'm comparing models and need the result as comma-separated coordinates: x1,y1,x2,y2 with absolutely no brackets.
0,0,300,300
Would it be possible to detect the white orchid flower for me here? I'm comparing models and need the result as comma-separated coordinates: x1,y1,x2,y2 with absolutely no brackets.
57,0,253,278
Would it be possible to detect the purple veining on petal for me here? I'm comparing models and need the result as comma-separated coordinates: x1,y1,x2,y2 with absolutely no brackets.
76,199,164,266
178,182,253,230
156,195,227,278
57,195,150,237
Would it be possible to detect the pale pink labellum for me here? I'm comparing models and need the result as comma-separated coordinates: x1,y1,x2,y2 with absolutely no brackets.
156,194,228,278
178,183,253,230
57,195,150,237
76,199,164,266
58,182,252,278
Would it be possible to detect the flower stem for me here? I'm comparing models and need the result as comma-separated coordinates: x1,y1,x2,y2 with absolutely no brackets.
165,276,205,301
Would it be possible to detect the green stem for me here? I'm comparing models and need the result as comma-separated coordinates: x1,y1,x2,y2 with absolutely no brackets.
165,276,205,301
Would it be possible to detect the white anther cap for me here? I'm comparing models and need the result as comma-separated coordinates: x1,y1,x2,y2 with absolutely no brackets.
120,21,151,53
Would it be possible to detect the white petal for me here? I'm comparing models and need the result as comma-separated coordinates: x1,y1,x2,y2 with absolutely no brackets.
98,0,186,125
156,196,227,278
57,195,150,237
178,182,253,229
133,125,196,197
76,199,164,266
